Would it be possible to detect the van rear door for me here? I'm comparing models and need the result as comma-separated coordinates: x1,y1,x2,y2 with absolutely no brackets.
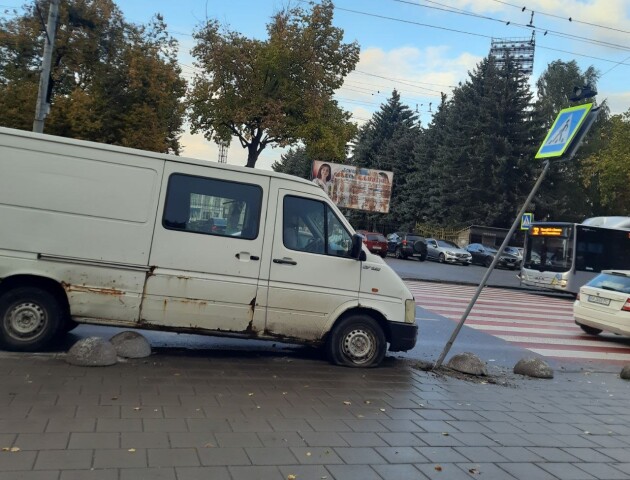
142,165,269,334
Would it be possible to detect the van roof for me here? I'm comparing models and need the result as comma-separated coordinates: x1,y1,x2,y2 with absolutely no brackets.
0,126,317,189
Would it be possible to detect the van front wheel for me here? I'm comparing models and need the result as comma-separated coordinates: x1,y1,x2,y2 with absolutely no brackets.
0,287,62,351
327,315,386,367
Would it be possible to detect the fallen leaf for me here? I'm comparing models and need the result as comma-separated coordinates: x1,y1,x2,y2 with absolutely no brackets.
2,447,10,451
435,465,442,471
287,475,297,480
357,414,364,418
441,432,449,436
306,452,312,457
343,401,351,406
248,393,254,396
364,400,371,404
282,392,288,395
128,448,136,453
379,408,386,412
204,443,214,448
469,468,479,474
133,407,141,411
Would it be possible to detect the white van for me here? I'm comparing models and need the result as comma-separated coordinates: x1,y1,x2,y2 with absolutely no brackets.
0,127,417,367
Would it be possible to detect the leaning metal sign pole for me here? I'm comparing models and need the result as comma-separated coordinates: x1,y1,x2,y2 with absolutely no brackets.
434,103,601,369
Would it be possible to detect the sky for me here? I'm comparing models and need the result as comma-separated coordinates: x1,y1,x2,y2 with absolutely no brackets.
4,0,630,169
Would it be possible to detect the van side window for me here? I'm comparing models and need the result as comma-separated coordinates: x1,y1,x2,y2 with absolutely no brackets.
283,196,352,257
163,174,262,240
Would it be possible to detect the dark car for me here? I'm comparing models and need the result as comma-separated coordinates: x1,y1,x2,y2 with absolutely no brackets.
466,243,520,270
387,232,427,261
357,230,388,258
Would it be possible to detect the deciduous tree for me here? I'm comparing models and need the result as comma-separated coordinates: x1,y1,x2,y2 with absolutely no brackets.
0,0,186,153
187,0,359,168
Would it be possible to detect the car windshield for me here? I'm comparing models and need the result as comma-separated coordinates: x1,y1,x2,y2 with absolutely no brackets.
586,273,630,294
407,235,421,242
437,240,458,248
486,247,498,254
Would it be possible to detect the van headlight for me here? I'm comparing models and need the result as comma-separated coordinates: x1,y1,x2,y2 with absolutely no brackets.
405,299,416,324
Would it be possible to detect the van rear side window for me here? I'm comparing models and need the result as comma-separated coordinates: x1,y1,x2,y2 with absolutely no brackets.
163,174,262,239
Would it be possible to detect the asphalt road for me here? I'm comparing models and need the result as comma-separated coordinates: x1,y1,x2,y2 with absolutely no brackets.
385,255,525,288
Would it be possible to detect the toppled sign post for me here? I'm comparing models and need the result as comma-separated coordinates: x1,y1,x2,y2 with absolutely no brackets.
434,92,601,369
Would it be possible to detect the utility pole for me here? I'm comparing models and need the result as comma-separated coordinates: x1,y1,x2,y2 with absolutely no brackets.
33,0,60,133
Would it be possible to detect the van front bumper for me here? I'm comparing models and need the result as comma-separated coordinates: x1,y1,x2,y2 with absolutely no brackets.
387,321,418,352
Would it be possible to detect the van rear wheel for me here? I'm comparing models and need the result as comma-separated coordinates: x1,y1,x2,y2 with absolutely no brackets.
327,315,386,367
0,287,62,351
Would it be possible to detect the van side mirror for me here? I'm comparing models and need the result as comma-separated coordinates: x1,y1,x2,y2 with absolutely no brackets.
351,233,366,261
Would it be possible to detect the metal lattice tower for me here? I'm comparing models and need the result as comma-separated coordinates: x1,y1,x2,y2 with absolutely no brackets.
218,142,228,163
489,33,535,76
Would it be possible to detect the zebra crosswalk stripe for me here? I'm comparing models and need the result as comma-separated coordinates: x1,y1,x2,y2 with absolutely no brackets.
406,280,630,364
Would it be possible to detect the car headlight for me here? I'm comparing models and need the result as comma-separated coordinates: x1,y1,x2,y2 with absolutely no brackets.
405,299,416,324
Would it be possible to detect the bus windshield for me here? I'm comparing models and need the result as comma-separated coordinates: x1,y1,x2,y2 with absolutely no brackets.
524,226,573,273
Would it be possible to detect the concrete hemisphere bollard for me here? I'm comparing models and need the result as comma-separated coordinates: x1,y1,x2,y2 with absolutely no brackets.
514,357,554,379
110,331,152,359
66,337,117,367
446,352,488,376
620,365,630,380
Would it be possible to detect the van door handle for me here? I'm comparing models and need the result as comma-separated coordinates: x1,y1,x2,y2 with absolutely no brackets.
235,253,260,261
273,258,297,266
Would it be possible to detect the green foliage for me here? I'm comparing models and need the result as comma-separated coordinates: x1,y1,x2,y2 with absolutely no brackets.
271,146,313,180
348,90,421,230
425,56,536,228
582,111,630,213
187,0,359,168
531,59,608,222
0,0,186,153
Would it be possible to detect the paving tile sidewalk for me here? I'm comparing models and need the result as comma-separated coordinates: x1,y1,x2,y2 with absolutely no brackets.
1,351,629,480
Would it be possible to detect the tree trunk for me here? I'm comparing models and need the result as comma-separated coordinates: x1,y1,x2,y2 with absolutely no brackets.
245,136,261,168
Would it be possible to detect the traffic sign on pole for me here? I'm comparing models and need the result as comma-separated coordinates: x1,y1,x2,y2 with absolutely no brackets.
520,213,534,230
535,103,593,159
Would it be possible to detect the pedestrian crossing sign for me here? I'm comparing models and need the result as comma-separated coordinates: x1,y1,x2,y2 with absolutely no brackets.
535,103,593,159
521,212,533,230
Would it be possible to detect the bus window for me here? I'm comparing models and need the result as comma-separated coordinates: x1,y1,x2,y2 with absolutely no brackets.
524,235,572,272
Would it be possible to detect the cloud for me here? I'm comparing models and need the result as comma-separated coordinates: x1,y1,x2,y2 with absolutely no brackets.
604,91,630,115
338,45,482,124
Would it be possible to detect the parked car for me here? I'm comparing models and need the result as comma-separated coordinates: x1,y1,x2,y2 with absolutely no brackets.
425,238,472,265
387,232,427,261
574,270,630,336
357,230,388,258
466,243,520,269
504,246,523,265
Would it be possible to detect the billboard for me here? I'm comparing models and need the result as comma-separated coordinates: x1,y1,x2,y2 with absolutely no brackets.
311,161,393,213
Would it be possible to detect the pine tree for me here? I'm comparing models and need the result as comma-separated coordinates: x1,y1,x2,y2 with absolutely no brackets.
430,55,536,228
271,146,313,179
350,90,421,229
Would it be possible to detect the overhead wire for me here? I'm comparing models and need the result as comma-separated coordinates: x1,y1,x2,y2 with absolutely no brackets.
333,4,630,68
488,0,630,36
394,0,630,54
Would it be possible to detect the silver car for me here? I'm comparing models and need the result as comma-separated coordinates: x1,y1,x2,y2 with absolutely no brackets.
426,238,472,265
